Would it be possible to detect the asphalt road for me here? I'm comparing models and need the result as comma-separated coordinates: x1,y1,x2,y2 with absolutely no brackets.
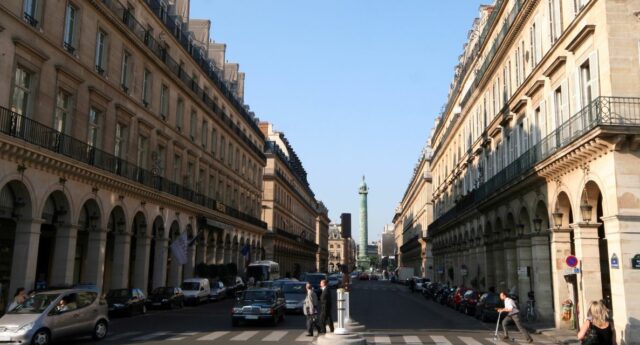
67,280,554,345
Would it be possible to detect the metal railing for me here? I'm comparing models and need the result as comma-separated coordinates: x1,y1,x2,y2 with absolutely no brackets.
429,96,640,235
0,106,267,229
98,0,265,160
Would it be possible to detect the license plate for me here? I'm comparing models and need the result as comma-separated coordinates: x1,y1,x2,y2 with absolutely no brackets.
152,302,162,306
245,315,258,320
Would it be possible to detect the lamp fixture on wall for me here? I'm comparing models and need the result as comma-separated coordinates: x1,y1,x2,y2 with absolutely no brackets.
533,217,543,233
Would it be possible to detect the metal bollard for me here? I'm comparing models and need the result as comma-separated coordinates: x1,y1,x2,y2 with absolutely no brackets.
335,288,348,334
344,291,350,323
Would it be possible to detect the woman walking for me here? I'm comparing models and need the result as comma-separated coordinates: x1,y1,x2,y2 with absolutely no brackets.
578,301,616,345
303,283,322,336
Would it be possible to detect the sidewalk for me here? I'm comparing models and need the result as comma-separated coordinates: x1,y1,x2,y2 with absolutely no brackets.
525,322,579,345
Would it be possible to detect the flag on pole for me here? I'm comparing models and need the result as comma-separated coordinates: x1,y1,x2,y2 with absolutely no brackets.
170,231,189,265
241,244,251,266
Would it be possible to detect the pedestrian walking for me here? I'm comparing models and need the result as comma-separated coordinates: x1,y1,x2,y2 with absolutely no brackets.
7,287,26,312
578,300,616,345
497,291,533,343
303,283,322,336
318,279,334,333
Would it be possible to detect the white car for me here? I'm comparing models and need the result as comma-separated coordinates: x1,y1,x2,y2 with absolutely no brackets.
209,281,227,301
181,278,210,305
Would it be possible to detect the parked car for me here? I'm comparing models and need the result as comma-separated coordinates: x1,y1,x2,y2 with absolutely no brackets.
209,281,227,301
147,286,184,309
231,288,286,327
181,278,210,305
327,274,342,289
452,287,469,310
459,289,480,315
475,292,504,322
413,277,428,293
282,282,307,313
106,288,147,316
358,273,369,280
0,288,109,345
350,271,360,279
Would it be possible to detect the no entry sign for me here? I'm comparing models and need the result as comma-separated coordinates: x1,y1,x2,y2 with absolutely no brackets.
566,255,579,268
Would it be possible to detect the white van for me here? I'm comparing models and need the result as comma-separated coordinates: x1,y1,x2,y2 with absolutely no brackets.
181,278,210,305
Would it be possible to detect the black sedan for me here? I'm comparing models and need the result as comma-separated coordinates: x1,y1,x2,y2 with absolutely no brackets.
147,286,185,309
231,288,286,327
106,288,147,316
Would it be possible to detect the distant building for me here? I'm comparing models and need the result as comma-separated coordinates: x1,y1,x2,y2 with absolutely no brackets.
380,224,396,257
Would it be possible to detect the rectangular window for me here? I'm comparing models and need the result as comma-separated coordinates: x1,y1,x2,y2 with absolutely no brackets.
160,84,169,119
142,69,151,106
87,108,101,149
530,21,538,68
176,97,184,131
198,168,204,192
211,128,217,155
11,66,33,117
54,89,72,134
95,30,107,75
137,136,148,169
228,143,233,166
208,174,215,198
220,136,226,160
120,51,132,92
574,0,588,15
189,110,197,141
187,162,194,187
156,146,165,177
549,0,563,44
201,121,208,148
114,123,127,158
173,154,182,181
63,3,77,53
23,0,41,27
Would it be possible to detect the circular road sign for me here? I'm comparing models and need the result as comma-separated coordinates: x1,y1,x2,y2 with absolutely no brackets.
566,255,579,268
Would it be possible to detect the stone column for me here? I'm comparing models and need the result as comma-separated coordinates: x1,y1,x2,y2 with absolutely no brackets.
195,240,206,266
493,242,506,291
224,243,232,264
50,224,79,286
83,228,107,292
515,236,532,310
184,243,195,279
601,215,640,344
531,232,553,322
483,241,495,289
10,219,43,295
133,231,152,293
111,232,132,289
216,241,224,264
504,240,518,293
152,237,169,289
571,222,603,324
550,228,573,329
168,252,183,286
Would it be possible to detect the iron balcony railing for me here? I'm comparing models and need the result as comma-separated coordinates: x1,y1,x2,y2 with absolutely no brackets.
0,106,267,229
429,96,640,235
98,0,265,160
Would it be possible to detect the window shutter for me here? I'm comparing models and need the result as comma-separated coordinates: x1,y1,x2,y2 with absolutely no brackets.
548,91,556,132
553,0,562,39
523,118,529,152
561,79,570,123
571,68,581,116
588,50,600,99
536,14,544,61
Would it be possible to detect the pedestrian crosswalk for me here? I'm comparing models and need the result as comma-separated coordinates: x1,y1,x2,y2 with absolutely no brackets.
103,330,553,344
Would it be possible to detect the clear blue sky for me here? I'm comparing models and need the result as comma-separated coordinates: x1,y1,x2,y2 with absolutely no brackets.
189,0,485,244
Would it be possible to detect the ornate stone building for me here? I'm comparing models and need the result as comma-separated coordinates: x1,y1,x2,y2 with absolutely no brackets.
259,122,329,277
428,0,640,340
394,143,433,279
0,0,269,306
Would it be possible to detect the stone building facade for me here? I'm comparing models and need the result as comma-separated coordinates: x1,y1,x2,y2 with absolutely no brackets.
0,0,270,307
428,0,640,341
259,122,328,277
394,144,433,280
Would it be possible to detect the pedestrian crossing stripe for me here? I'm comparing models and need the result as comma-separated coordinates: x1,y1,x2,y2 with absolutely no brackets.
374,335,391,343
197,331,229,341
131,331,170,341
230,330,258,341
262,330,287,341
430,335,452,345
167,332,197,341
459,336,483,345
403,335,422,344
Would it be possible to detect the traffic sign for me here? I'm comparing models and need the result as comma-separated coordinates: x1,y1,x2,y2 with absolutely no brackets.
566,255,579,268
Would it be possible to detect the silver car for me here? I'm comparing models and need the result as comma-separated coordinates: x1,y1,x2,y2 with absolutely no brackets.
282,282,306,313
0,289,109,345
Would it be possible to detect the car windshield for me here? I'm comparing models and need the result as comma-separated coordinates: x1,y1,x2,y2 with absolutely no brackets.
152,287,173,295
181,282,200,291
107,289,130,298
8,293,60,314
283,284,306,294
305,274,326,285
242,290,275,301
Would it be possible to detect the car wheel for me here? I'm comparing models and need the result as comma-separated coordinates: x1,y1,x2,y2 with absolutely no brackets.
93,320,108,341
31,329,50,345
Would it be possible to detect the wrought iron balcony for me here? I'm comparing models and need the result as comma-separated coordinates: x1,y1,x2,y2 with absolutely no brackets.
429,96,640,235
0,106,267,229
23,12,39,27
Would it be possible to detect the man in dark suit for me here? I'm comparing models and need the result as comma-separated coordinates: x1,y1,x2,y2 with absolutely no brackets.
318,279,334,333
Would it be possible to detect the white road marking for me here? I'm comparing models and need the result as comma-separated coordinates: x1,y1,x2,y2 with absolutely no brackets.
108,331,142,341
431,335,453,345
167,332,197,341
458,336,483,345
197,331,229,341
404,335,423,344
486,337,512,345
231,331,259,341
131,331,169,341
262,330,288,341
296,331,314,341
374,335,391,344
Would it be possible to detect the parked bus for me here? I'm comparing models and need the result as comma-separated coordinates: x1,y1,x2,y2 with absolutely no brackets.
247,261,280,282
